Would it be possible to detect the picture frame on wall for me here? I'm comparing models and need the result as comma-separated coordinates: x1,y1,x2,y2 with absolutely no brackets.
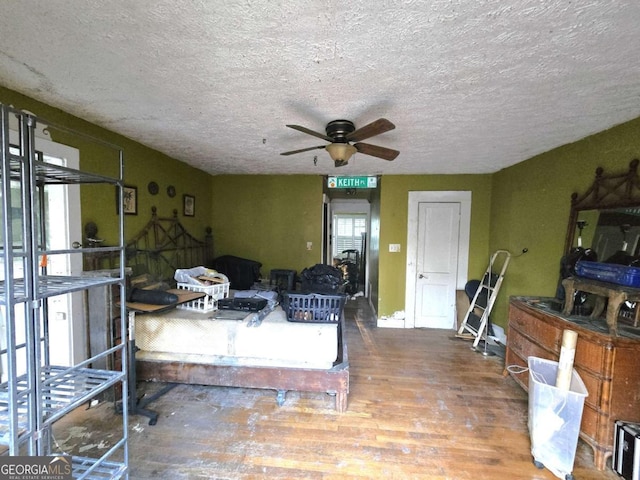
116,185,138,215
183,194,195,217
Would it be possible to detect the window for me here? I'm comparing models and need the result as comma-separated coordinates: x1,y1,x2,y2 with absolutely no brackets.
333,214,367,258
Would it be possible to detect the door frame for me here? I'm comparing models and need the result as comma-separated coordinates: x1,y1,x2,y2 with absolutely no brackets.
38,137,82,365
404,191,471,328
329,199,371,297
5,128,81,368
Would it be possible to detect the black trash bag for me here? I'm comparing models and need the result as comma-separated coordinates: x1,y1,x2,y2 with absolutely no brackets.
605,250,636,266
556,247,597,305
300,264,344,294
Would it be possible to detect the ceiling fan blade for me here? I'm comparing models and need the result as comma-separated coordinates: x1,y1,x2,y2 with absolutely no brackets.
280,145,326,156
347,118,395,142
286,124,332,142
354,142,399,161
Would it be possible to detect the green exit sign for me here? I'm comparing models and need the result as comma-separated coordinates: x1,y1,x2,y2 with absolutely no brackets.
327,176,377,189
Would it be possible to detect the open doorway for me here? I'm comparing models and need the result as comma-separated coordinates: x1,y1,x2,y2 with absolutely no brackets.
321,176,381,305
332,210,367,296
327,200,370,297
0,129,81,378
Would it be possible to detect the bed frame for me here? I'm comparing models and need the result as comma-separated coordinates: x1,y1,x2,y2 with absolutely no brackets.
125,206,214,281
125,207,349,413
135,317,349,412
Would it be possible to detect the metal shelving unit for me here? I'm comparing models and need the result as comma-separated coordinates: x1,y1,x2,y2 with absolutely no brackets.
0,104,128,478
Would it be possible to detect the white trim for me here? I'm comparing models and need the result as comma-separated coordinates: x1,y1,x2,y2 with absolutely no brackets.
39,137,83,366
404,191,471,328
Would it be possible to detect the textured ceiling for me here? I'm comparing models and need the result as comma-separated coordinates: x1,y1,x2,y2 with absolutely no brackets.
1,1,640,176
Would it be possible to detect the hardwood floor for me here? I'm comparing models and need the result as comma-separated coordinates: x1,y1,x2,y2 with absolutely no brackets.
55,298,619,479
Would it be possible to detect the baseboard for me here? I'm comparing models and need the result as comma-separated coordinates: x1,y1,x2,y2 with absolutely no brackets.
376,317,405,328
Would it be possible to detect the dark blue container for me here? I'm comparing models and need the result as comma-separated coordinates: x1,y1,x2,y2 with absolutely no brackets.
575,261,640,288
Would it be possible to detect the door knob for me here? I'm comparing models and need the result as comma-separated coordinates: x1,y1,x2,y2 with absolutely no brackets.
72,241,82,249
419,274,425,279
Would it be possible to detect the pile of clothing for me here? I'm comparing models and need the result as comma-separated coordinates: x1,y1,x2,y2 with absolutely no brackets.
299,264,345,294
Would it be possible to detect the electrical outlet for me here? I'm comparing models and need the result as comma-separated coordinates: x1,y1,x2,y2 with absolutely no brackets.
306,241,313,250
389,244,401,253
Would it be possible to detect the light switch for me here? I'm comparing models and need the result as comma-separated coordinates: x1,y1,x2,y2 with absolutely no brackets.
389,244,401,252
306,242,313,250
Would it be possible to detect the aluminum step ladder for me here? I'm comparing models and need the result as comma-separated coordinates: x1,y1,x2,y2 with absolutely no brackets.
457,250,511,348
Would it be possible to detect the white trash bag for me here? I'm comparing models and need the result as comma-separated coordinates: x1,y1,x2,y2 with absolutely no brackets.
174,266,227,286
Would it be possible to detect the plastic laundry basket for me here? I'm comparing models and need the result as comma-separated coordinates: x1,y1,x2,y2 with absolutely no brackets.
528,356,588,480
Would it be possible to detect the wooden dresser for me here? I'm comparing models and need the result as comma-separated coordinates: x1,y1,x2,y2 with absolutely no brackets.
506,297,640,470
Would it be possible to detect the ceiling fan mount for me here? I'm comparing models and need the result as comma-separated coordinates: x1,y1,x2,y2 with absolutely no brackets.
325,119,355,142
280,118,399,167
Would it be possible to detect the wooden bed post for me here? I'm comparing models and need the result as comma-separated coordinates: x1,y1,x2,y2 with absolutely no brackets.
204,227,214,266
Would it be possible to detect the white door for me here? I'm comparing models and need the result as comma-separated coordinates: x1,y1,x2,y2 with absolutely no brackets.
414,202,460,329
38,140,83,366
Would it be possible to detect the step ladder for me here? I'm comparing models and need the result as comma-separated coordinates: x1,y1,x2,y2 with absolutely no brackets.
457,250,512,348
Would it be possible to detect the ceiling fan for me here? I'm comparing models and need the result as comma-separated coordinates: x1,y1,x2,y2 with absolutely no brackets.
280,118,399,167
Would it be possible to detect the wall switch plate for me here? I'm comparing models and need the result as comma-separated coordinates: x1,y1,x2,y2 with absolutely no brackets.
306,241,313,250
389,243,401,252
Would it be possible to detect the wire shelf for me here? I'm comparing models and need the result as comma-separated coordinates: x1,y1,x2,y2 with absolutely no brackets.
72,455,128,480
0,275,122,304
0,365,125,445
1,103,128,475
1,153,119,185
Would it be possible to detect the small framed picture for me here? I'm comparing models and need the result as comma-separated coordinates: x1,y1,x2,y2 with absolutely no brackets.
116,185,138,215
183,194,195,217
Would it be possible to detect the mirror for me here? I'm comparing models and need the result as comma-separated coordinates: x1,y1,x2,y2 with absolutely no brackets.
564,159,640,262
571,208,640,263
558,160,640,307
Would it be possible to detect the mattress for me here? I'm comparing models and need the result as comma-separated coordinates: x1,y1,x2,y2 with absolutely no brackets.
134,306,338,370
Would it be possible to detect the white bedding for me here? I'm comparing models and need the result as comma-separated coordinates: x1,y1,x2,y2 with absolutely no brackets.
135,306,338,370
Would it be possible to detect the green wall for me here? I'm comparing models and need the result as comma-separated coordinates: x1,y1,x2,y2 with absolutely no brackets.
490,116,640,328
209,175,324,277
207,173,494,315
6,84,640,330
0,86,213,247
377,175,493,317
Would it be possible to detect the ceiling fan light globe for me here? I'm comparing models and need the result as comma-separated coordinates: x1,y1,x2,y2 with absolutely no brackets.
325,143,357,163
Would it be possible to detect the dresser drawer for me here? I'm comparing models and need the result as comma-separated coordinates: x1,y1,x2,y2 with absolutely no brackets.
508,327,557,362
575,337,607,376
580,401,600,444
576,367,605,411
509,306,563,353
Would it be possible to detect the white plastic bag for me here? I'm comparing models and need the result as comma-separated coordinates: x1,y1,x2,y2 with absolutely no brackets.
174,266,223,285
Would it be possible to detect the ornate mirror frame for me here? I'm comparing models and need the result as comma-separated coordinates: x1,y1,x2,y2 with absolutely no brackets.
564,159,640,255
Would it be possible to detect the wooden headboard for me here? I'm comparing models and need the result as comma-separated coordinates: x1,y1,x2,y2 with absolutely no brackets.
85,207,214,282
126,207,214,281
